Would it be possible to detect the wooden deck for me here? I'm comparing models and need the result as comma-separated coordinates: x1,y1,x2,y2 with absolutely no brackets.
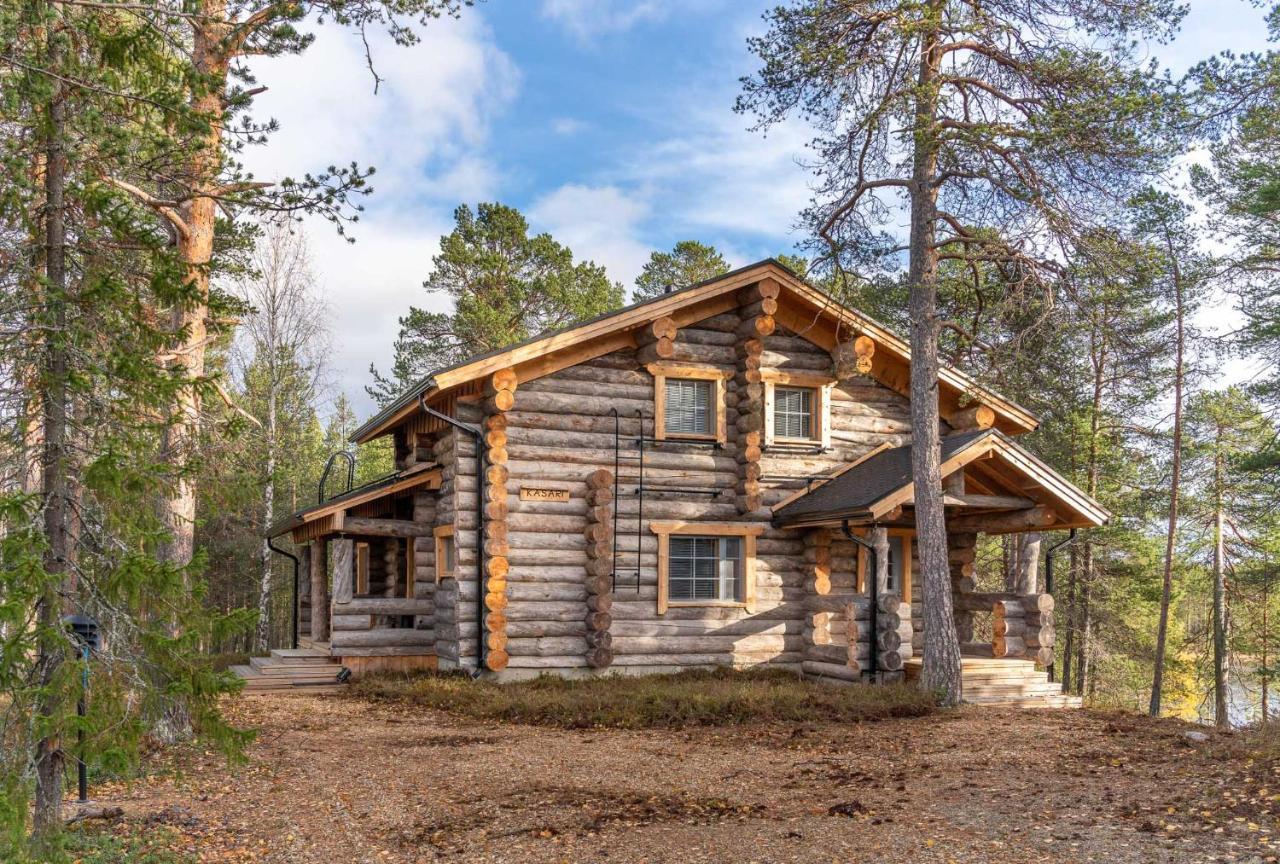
905,657,1082,708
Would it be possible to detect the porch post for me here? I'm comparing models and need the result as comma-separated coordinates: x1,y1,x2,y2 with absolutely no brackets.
1017,532,1042,593
309,539,330,642
332,538,354,605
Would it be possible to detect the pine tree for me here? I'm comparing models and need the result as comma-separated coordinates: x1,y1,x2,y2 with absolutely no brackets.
739,0,1184,704
633,240,729,301
368,203,624,406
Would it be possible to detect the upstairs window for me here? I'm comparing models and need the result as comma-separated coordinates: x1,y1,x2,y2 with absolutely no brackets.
669,535,741,602
665,378,713,437
773,386,815,440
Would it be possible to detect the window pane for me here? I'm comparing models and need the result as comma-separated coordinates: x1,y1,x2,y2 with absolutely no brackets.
665,378,713,435
668,535,743,603
886,536,904,592
774,386,814,439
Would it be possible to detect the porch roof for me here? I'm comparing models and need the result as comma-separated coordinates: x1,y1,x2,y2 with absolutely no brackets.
266,462,442,542
771,429,1110,533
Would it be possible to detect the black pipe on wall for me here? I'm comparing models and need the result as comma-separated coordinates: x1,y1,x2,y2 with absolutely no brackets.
266,536,301,650
420,395,487,674
842,520,881,680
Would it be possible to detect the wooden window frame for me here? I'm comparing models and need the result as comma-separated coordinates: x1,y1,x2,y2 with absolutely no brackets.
649,520,765,614
648,363,731,444
404,537,415,599
854,528,913,604
761,370,833,449
355,541,370,596
434,524,456,583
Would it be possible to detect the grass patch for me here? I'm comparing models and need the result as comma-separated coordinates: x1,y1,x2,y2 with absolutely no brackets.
350,667,936,729
62,825,194,864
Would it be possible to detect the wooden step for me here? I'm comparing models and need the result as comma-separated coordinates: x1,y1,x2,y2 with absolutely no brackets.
231,664,344,692
269,648,331,663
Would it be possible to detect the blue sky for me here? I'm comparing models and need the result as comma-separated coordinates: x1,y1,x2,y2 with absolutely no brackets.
244,0,1273,417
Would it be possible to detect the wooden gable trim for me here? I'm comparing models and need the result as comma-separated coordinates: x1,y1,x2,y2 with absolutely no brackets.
354,261,1038,445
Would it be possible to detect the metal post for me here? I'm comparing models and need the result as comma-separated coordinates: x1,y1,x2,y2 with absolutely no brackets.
1044,528,1078,683
78,642,88,803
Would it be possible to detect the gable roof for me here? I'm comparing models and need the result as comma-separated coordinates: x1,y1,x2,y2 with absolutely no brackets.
772,429,1110,531
352,259,1039,444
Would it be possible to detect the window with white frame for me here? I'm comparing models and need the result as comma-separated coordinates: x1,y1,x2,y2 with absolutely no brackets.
886,535,905,593
668,535,742,602
664,378,714,437
773,386,815,440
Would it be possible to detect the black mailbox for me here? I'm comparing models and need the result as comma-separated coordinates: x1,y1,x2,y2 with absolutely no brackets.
64,614,101,653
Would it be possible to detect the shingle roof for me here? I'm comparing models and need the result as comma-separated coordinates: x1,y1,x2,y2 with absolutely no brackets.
773,430,994,525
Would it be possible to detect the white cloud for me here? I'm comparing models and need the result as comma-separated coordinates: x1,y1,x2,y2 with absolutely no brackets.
528,184,653,288
552,117,587,136
239,15,520,417
540,0,669,41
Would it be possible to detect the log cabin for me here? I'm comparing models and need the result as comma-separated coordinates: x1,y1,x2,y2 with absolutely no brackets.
258,260,1108,705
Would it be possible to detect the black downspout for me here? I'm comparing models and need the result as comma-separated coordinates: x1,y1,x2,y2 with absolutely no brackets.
842,520,880,680
420,394,487,675
1043,528,1078,683
267,536,301,650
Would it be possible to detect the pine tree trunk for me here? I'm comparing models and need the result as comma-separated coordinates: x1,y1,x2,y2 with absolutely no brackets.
1262,577,1270,724
1212,453,1229,728
33,8,69,838
1151,250,1185,716
157,2,226,573
255,389,276,652
908,9,962,705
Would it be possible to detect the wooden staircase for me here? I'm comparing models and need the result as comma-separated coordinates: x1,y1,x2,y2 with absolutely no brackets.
231,647,347,694
906,657,1082,708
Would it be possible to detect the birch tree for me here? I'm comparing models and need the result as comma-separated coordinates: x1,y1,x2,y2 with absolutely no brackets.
234,224,327,651
739,0,1183,703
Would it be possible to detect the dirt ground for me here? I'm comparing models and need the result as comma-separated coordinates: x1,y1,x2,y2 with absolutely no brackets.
91,692,1278,864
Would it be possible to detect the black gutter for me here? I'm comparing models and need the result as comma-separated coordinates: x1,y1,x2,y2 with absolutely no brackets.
267,537,301,650
842,520,881,680
420,394,487,675
1043,528,1078,683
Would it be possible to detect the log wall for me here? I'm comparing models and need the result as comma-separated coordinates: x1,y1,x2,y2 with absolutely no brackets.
372,290,944,677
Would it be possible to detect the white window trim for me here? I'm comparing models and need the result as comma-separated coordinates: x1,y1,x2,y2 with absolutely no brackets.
761,370,833,448
649,520,765,614
647,363,732,444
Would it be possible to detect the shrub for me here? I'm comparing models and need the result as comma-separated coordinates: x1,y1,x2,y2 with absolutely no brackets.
350,667,936,729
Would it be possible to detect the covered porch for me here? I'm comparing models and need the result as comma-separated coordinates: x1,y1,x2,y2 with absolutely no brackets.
772,429,1109,703
264,461,444,677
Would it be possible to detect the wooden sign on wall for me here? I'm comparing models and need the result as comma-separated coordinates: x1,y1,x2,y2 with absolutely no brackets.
519,486,571,502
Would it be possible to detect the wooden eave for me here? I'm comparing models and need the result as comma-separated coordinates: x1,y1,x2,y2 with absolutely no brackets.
266,463,442,542
351,260,1039,444
776,431,1109,533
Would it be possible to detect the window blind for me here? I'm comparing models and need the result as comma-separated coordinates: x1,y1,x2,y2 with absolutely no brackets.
665,378,713,436
669,535,741,602
773,386,814,439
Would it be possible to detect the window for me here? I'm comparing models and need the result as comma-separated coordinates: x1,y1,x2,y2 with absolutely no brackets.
434,525,457,582
855,531,913,603
773,386,814,440
650,520,765,614
355,542,370,595
669,536,742,602
649,364,730,443
762,371,833,447
885,535,905,593
665,378,713,437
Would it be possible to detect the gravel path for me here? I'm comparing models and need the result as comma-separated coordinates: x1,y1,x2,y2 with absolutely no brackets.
95,693,1278,863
